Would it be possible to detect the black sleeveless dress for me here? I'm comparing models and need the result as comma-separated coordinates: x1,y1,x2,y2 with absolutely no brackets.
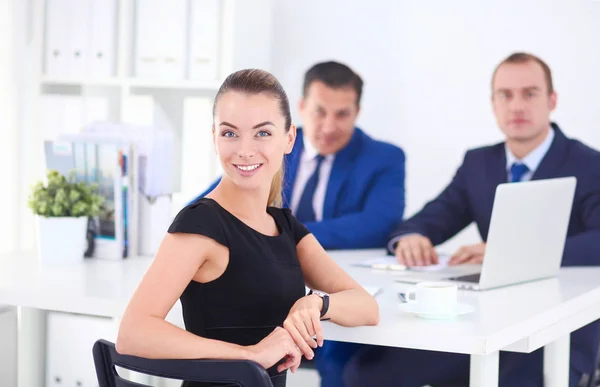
167,198,309,387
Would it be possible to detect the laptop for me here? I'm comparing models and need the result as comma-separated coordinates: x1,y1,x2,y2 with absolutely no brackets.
395,177,577,290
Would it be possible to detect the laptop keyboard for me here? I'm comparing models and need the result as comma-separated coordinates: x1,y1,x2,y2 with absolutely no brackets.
448,273,481,283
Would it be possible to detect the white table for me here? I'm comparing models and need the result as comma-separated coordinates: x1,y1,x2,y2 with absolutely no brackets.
1,249,600,387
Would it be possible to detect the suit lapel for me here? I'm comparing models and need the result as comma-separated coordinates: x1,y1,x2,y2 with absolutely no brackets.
282,129,304,208
531,123,569,181
322,129,363,219
487,143,508,186
475,143,507,240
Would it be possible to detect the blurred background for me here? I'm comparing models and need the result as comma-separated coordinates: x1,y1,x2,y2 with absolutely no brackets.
2,0,600,258
0,0,599,385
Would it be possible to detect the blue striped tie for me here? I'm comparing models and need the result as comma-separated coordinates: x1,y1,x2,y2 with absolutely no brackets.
295,155,325,222
510,162,529,183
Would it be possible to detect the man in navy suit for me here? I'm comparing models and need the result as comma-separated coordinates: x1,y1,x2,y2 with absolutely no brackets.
195,61,406,386
344,53,600,387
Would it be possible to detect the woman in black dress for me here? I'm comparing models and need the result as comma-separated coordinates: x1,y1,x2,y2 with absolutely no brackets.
116,69,379,387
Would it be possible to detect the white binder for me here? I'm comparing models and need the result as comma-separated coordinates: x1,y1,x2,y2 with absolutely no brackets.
89,0,116,78
159,0,187,79
44,0,70,77
66,0,91,78
134,0,186,79
188,0,221,81
134,0,161,78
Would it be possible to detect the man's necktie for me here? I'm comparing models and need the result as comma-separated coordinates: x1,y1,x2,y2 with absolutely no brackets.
510,162,529,183
295,155,325,222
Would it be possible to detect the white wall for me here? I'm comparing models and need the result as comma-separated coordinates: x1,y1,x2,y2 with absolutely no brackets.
271,0,600,250
0,0,20,255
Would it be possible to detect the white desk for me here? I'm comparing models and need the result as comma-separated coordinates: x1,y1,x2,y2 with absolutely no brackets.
1,249,600,387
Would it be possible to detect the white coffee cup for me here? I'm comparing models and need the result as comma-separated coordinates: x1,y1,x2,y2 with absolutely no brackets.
405,282,458,314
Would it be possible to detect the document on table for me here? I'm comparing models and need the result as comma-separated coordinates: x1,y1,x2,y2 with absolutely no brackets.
409,253,451,272
353,256,406,271
353,253,451,272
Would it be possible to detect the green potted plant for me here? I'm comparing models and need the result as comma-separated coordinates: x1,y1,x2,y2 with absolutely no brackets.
28,170,104,265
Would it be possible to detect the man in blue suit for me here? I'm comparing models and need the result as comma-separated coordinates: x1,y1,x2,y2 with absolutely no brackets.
196,61,406,249
195,61,406,386
344,53,600,387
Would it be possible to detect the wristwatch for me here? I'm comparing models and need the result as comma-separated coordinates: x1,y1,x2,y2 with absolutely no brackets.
308,289,330,318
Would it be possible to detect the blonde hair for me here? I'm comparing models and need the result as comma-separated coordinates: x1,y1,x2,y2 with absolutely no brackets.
213,69,292,208
268,166,284,207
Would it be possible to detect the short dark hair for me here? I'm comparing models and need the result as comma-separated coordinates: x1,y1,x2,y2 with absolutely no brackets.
302,61,363,105
492,52,554,94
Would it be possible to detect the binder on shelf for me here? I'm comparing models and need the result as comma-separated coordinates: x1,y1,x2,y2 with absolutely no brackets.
44,0,70,77
188,0,221,81
134,0,161,78
89,0,116,78
66,0,90,78
160,0,187,79
134,0,186,79
44,0,116,78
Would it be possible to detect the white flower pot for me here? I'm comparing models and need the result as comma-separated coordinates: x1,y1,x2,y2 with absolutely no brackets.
36,216,88,265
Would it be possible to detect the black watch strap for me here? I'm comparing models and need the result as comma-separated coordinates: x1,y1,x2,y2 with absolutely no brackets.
309,290,330,318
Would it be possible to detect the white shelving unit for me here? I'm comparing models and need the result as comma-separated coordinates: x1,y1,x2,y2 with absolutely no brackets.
19,1,275,386
25,0,274,205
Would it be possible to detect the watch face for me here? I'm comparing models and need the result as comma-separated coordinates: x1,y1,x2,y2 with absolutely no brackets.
312,290,327,297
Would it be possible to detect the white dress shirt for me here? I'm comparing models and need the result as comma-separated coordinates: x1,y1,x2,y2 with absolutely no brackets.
290,136,335,222
505,127,555,182
387,127,556,253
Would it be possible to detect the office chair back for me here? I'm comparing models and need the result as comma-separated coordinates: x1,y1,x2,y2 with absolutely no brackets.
92,339,273,387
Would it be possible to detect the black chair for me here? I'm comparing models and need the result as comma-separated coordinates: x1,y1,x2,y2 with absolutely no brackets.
92,339,273,387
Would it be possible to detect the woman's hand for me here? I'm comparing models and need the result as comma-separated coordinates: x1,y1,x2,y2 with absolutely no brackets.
246,327,302,373
282,295,324,360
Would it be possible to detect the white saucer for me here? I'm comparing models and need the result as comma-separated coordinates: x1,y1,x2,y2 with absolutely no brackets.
399,302,475,319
